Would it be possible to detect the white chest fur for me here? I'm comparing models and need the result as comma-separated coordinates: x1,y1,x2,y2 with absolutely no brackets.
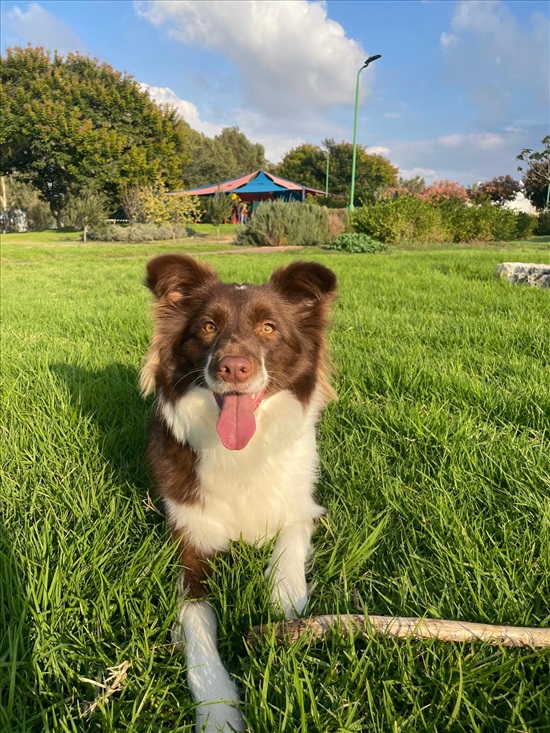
160,387,325,554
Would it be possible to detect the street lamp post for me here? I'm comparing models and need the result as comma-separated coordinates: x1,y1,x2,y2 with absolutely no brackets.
349,54,381,211
325,149,330,198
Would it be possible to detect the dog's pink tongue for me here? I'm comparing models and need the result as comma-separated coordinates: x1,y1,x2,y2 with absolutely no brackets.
216,393,257,450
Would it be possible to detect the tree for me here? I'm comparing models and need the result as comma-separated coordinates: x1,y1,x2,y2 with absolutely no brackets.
276,139,398,206
215,127,266,175
202,191,233,239
517,135,550,211
421,180,468,203
469,175,520,206
66,188,108,242
0,46,191,227
181,127,267,189
1,174,53,230
398,175,426,196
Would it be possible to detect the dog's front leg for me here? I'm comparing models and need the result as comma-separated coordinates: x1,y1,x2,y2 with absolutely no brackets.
265,521,313,619
172,543,245,733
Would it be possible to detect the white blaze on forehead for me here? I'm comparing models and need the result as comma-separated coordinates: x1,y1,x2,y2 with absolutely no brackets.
234,284,247,290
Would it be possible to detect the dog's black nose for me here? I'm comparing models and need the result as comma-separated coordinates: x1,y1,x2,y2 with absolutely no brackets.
218,356,251,384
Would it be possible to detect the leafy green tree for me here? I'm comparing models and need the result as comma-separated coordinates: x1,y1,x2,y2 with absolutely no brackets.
215,126,266,174
1,46,190,227
65,188,108,242
182,131,239,189
517,135,550,210
276,139,397,206
202,191,233,239
181,127,267,189
2,174,53,230
398,175,426,196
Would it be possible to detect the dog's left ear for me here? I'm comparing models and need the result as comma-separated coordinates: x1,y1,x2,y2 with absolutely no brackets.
269,261,337,306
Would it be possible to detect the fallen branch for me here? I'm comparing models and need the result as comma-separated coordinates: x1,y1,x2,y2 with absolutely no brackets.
248,614,550,648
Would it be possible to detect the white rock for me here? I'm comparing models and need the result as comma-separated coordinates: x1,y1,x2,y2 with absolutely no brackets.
495,262,550,289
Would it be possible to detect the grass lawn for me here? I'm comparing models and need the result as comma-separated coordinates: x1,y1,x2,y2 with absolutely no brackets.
1,236,549,732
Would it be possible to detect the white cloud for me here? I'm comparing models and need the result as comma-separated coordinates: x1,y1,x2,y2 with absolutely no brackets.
440,32,457,48
438,132,504,150
2,2,86,55
384,123,545,186
441,0,549,125
398,167,437,182
139,82,307,162
366,145,390,155
134,0,368,117
139,83,223,137
383,112,402,119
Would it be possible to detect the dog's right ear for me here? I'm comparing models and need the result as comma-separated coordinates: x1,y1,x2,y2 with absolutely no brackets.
145,254,218,300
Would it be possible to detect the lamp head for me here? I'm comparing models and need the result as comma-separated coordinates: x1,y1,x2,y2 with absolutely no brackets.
363,54,382,68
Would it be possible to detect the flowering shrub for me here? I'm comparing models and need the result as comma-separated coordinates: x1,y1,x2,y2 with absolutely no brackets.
420,180,469,203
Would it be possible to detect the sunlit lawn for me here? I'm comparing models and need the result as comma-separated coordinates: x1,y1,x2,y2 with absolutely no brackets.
1,235,549,731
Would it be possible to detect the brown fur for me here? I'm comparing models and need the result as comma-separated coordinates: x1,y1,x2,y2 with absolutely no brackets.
141,254,338,596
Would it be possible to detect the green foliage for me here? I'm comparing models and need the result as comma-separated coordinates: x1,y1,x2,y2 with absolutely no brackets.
536,210,550,235
120,185,201,228
517,135,550,211
276,139,398,206
0,46,190,225
182,126,266,188
354,197,539,244
325,232,386,253
2,174,54,231
236,201,330,247
202,192,234,239
65,188,109,241
202,193,233,226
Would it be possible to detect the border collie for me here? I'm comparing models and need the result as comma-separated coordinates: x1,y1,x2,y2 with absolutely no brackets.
141,254,337,733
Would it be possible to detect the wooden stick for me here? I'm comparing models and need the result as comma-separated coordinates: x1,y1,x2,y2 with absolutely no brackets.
248,614,550,648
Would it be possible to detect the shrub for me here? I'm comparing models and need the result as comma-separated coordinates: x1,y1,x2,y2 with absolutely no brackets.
354,198,538,244
535,211,550,235
235,201,330,247
85,222,189,242
353,197,448,245
325,232,386,253
327,208,350,239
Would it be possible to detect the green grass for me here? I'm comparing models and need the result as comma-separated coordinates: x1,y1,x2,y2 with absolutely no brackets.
1,237,549,732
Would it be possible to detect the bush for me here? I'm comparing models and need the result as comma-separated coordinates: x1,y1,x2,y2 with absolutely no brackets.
235,201,330,247
85,222,189,242
513,212,538,239
536,211,550,235
353,197,447,245
325,232,386,253
354,198,539,244
327,208,351,239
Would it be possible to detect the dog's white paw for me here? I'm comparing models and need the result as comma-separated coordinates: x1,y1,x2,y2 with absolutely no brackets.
196,701,245,732
266,564,308,619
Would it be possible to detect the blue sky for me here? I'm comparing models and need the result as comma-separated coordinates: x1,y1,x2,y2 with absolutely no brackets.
2,0,549,185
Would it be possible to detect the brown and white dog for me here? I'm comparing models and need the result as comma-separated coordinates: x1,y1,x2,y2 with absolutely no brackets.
141,254,337,732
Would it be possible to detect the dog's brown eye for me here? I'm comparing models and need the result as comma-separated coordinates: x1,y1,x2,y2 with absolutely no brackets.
261,323,275,334
204,322,217,333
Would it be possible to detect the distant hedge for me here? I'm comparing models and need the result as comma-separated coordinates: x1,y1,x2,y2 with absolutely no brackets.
353,198,539,244
84,222,190,242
